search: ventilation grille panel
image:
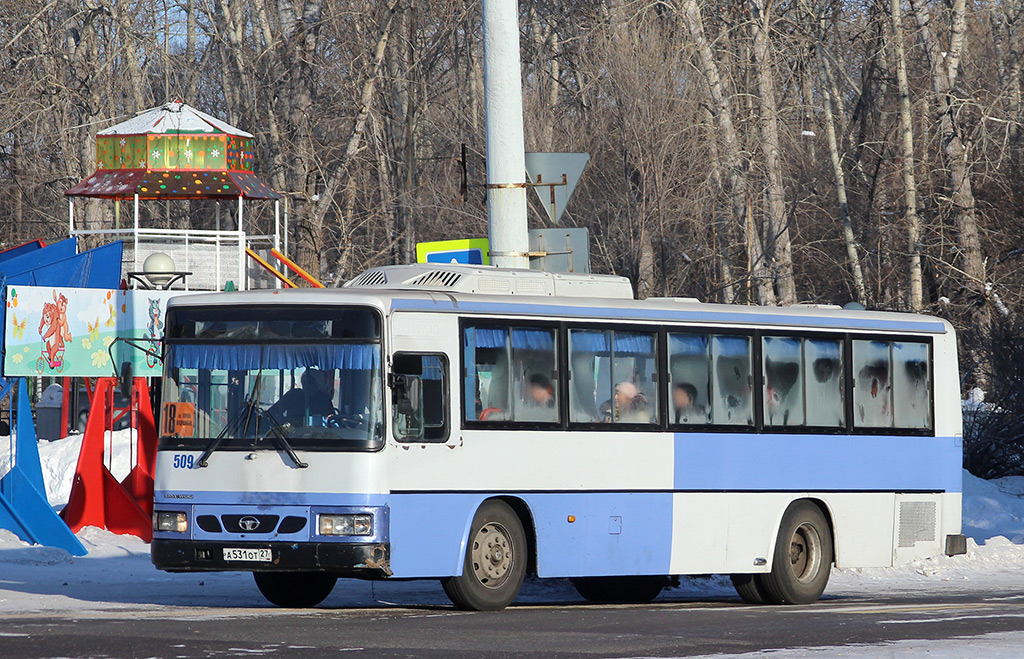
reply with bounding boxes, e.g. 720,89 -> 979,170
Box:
350,270 -> 387,287
898,500 -> 936,547
409,270 -> 463,288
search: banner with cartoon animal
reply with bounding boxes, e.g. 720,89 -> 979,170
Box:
3,286 -> 187,378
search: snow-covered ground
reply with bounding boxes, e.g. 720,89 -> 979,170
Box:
1,431 -> 1024,623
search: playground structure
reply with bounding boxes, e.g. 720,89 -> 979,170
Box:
1,102 -> 317,551
65,102 -> 285,292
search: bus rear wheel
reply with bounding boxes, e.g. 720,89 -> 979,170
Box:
760,501 -> 833,605
441,500 -> 527,611
730,573 -> 771,604
570,576 -> 664,604
253,571 -> 337,608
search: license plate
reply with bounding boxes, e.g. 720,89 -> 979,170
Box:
222,547 -> 272,562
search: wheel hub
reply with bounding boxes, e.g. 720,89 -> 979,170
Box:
789,523 -> 821,583
471,522 -> 513,589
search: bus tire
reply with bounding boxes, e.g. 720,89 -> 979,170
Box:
441,500 -> 527,611
570,576 -> 664,603
730,574 -> 770,604
253,571 -> 337,608
760,501 -> 833,605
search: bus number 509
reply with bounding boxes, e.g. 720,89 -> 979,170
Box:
172,454 -> 194,469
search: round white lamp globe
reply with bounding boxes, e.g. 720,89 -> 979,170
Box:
143,252 -> 176,288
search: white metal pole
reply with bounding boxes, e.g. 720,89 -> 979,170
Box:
237,196 -> 245,290
482,0 -> 529,269
274,200 -> 280,252
283,197 -> 289,257
68,199 -> 74,236
274,200 -> 282,289
134,193 -> 140,279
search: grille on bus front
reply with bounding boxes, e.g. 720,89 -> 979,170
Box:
196,514 -> 308,535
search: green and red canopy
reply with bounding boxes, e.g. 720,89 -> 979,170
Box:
66,102 -> 280,200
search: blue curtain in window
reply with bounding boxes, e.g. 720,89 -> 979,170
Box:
511,328 -> 554,351
764,336 -> 801,360
569,330 -> 609,352
669,333 -> 708,356
614,332 -> 655,355
570,330 -> 655,355
712,336 -> 750,357
422,356 -> 444,381
806,338 -> 841,360
470,328 -> 508,349
170,343 -> 379,370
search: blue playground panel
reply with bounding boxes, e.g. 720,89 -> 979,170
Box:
0,236 -> 125,556
0,379 -> 87,556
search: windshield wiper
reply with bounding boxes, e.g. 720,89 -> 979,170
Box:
195,355 -> 267,469
195,366 -> 309,469
258,413 -> 309,469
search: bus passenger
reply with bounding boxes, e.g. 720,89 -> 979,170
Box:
602,381 -> 649,423
673,382 -> 705,424
519,373 -> 557,422
267,368 -> 335,427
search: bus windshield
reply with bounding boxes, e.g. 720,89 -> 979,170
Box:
159,306 -> 384,452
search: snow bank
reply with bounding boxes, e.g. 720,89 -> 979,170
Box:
962,471 -> 1024,543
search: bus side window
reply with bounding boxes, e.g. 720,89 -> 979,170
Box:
568,330 -> 607,423
711,335 -> 753,426
668,333 -> 711,425
568,329 -> 658,425
804,338 -> 844,427
852,340 -> 893,428
510,327 -> 559,423
393,353 -> 448,442
892,341 -> 931,429
763,336 -> 804,427
611,331 -> 658,424
464,326 -> 510,422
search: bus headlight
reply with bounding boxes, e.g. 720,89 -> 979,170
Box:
153,511 -> 188,533
318,514 -> 372,536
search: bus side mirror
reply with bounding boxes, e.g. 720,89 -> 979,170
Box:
391,374 -> 421,416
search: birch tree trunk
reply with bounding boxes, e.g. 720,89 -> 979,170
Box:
811,3 -> 867,305
679,0 -> 775,304
891,0 -> 923,311
749,0 -> 797,304
908,0 -> 990,382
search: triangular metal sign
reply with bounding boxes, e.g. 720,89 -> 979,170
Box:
525,152 -> 589,224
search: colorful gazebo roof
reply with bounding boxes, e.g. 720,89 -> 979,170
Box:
66,102 -> 279,200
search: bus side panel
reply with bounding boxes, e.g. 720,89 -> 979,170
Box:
819,494 -> 895,567
388,492 -> 675,578
526,493 -> 673,578
932,325 -> 963,440
388,493 -> 489,578
672,493 -> 797,574
673,434 -> 962,493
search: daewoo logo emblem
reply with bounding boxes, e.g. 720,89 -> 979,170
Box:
238,516 -> 260,532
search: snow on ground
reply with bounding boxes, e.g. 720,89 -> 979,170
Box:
1,430 -> 1024,618
677,630 -> 1024,659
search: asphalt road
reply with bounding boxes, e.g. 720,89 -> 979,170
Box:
3,588 -> 1024,658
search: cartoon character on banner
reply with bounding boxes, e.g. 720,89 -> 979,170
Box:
37,290 -> 72,372
145,298 -> 164,368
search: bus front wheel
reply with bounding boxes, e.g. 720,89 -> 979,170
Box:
441,500 -> 527,611
253,571 -> 337,608
760,501 -> 833,605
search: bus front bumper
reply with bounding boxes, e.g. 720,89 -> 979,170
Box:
152,539 -> 391,577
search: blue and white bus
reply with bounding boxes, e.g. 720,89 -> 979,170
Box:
152,263 -> 966,610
